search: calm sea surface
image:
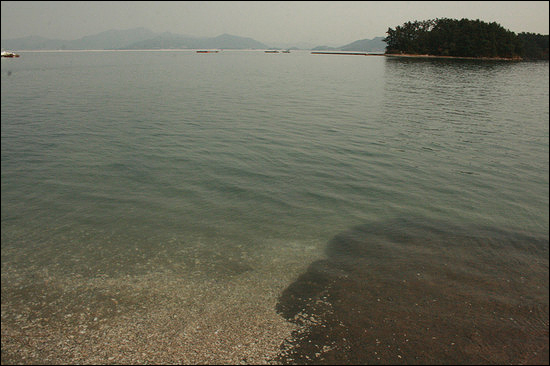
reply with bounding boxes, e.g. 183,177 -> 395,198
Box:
1,51 -> 548,364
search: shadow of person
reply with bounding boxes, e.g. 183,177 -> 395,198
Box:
274,217 -> 549,365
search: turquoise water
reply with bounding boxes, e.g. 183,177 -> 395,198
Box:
1,51 -> 548,364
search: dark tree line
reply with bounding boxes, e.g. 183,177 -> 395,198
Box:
517,32 -> 549,60
384,18 -> 549,60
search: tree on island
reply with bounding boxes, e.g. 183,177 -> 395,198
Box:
384,18 -> 549,60
517,32 -> 550,60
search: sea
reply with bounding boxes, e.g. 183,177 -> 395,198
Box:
1,50 -> 548,364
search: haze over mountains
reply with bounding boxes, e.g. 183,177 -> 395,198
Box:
1,27 -> 386,52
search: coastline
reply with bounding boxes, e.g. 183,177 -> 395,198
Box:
384,53 -> 523,61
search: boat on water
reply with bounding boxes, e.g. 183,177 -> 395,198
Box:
1,50 -> 20,58
265,50 -> 279,53
196,50 -> 219,53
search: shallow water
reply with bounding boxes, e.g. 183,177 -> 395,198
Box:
1,51 -> 548,364
276,217 -> 548,364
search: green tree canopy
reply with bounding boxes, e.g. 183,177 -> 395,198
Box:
384,18 -> 548,59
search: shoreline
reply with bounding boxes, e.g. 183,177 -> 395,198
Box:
384,53 -> 523,61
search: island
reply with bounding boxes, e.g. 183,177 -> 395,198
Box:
383,18 -> 549,60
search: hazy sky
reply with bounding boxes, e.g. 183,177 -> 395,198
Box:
2,1 -> 549,46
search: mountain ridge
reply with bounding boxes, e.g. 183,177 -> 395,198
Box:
313,37 -> 386,52
120,32 -> 268,50
1,27 -> 386,51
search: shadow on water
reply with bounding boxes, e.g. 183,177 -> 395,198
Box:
274,217 -> 549,364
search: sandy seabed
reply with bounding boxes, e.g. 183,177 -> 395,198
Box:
2,223 -> 548,365
1,239 -> 324,365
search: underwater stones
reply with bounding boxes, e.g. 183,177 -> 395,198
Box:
275,217 -> 549,364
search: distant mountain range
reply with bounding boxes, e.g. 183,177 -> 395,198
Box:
313,37 -> 387,52
1,27 -> 386,52
120,32 -> 268,50
1,27 -> 159,50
